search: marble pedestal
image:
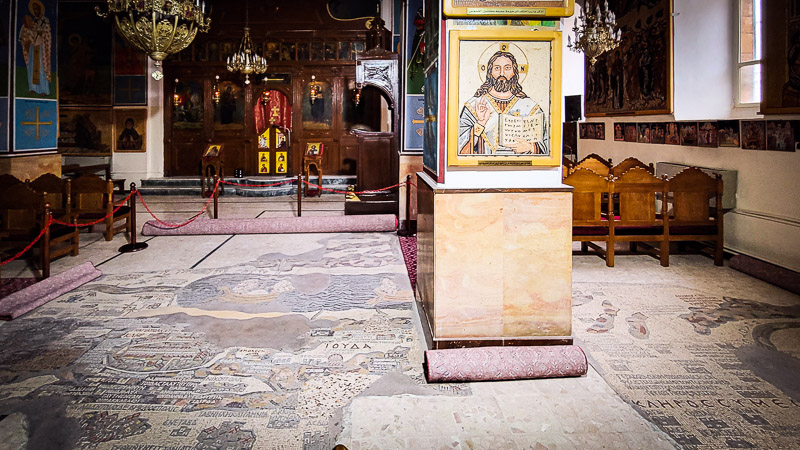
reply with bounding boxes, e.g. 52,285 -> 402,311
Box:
416,172 -> 573,349
0,153 -> 61,180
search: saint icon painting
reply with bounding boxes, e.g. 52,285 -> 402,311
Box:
448,30 -> 562,167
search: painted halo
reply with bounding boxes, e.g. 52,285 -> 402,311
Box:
475,41 -> 530,85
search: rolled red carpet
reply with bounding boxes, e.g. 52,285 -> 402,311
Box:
0,262 -> 102,320
142,215 -> 398,235
424,345 -> 588,382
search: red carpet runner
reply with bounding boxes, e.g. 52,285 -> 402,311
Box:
399,236 -> 416,291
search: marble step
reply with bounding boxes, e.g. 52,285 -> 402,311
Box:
138,176 -> 355,197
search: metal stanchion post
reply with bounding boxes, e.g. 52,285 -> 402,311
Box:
297,174 -> 303,217
42,204 -> 51,279
398,175 -> 413,236
213,174 -> 219,219
119,182 -> 149,253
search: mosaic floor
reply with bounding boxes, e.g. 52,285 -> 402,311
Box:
573,280 -> 800,449
0,233 -> 438,449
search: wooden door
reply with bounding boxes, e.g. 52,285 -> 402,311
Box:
167,77 -> 209,176
210,77 -> 251,176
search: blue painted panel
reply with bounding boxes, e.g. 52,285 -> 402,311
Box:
423,68 -> 438,175
15,0 -> 58,100
404,95 -> 424,151
14,98 -> 57,150
1,0 -> 10,98
405,0 -> 424,94
0,97 -> 8,151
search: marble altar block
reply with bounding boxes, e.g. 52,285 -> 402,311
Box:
0,153 -> 61,180
416,172 -> 573,348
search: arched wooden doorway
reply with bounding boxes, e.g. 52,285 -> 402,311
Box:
164,74 -> 294,177
254,89 -> 292,176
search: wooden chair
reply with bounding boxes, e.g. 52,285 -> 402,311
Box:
71,175 -> 131,241
611,157 -> 655,178
0,183 -> 79,279
573,153 -> 612,177
28,174 -> 72,221
666,167 -> 724,266
564,168 -> 615,266
0,174 -> 24,191
612,168 -> 669,267
562,156 -> 576,179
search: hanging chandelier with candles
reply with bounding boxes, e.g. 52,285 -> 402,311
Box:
96,0 -> 210,80
226,4 -> 267,85
567,0 -> 621,66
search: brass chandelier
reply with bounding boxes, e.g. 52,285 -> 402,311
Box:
96,0 -> 211,80
567,0 -> 621,66
226,5 -> 267,85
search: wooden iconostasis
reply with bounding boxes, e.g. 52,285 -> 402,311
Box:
163,0 -> 390,177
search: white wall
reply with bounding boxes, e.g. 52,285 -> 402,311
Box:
574,0 -> 800,272
111,58 -> 165,186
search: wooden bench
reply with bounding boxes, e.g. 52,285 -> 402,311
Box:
0,183 -> 79,279
564,168 -> 615,266
666,167 -> 724,266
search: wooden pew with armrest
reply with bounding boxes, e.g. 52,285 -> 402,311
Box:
71,175 -> 131,241
666,167 -> 724,266
0,183 -> 79,279
563,168 -> 615,266
612,168 -> 669,267
28,174 -> 72,221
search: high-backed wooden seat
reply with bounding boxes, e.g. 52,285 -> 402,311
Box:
28,174 -> 72,220
666,167 -> 724,266
573,153 -> 612,177
0,174 -> 24,191
71,175 -> 131,241
613,168 -> 669,266
611,157 -> 655,178
564,168 -> 615,266
0,183 -> 79,279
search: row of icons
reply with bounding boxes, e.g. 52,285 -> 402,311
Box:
259,151 -> 287,174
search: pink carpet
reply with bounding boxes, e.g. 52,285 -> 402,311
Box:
0,278 -> 38,299
424,345 -> 588,382
142,215 -> 398,236
0,262 -> 103,320
398,235 -> 416,291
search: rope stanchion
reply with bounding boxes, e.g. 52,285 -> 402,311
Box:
137,179 -> 219,228
297,174 -> 302,217
398,175 -> 414,237
213,173 -> 219,219
52,191 -> 135,228
119,182 -> 148,253
42,204 -> 52,278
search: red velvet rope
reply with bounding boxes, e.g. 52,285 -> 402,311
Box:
137,180 -> 220,228
301,179 -> 406,195
0,178 -> 418,265
51,191 -> 136,228
0,215 -> 54,266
